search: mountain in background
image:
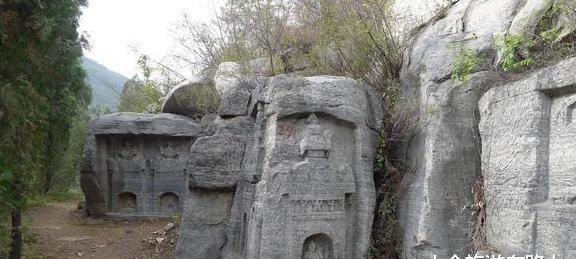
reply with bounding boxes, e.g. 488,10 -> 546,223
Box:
82,57 -> 128,111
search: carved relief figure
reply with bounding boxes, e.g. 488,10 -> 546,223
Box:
303,240 -> 323,259
160,139 -> 179,159
302,234 -> 334,259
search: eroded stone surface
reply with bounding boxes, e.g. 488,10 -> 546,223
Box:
397,0 -> 522,257
393,0 -> 576,256
161,78 -> 217,118
175,75 -> 381,259
81,113 -> 200,216
479,57 -> 576,257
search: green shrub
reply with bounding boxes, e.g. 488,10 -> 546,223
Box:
451,47 -> 481,81
497,34 -> 535,72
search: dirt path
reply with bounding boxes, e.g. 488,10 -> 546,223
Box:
28,201 -> 173,259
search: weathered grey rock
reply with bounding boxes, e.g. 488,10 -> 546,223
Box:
224,75 -> 380,259
80,135 -> 106,216
188,116 -> 254,190
218,82 -> 253,117
390,0 -> 455,40
509,0 -> 576,42
175,189 -> 235,259
161,78 -> 218,118
479,57 -> 576,257
175,75 -> 381,259
80,112 -> 201,217
80,173 -> 106,216
176,115 -> 254,258
89,112 -> 201,137
396,0 -> 535,257
508,0 -> 554,40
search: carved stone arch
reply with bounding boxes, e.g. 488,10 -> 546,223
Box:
301,233 -> 334,259
160,192 -> 179,213
117,192 -> 137,213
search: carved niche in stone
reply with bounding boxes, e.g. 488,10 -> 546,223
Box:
81,113 -> 199,217
243,113 -> 357,259
479,58 -> 576,257
302,234 -> 334,259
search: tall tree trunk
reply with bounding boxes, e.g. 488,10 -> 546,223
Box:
9,208 -> 22,259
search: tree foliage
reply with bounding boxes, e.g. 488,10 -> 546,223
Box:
0,0 -> 89,257
118,55 -> 164,113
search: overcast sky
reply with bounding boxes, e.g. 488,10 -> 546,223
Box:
79,0 -> 224,78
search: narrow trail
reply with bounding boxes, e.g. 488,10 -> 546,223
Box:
28,201 -> 171,259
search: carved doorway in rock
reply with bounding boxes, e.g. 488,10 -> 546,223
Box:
301,233 -> 334,259
117,192 -> 137,213
160,192 -> 179,213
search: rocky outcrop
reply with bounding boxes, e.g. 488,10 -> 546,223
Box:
509,0 -> 576,42
479,57 -> 576,258
396,0 -> 576,257
176,74 -> 381,259
391,0 -> 455,40
397,0 -> 516,257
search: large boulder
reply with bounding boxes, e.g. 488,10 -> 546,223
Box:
161,79 -> 219,118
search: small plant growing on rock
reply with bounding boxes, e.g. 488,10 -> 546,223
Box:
451,47 -> 481,81
496,34 -> 535,72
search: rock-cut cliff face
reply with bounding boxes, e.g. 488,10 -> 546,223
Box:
394,0 -> 576,258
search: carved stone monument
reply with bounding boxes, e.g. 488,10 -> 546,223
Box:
80,62 -> 381,258
80,112 -> 201,216
175,72 -> 381,259
479,57 -> 576,257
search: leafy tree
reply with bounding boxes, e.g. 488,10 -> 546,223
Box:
118,55 -> 164,113
0,0 -> 89,258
